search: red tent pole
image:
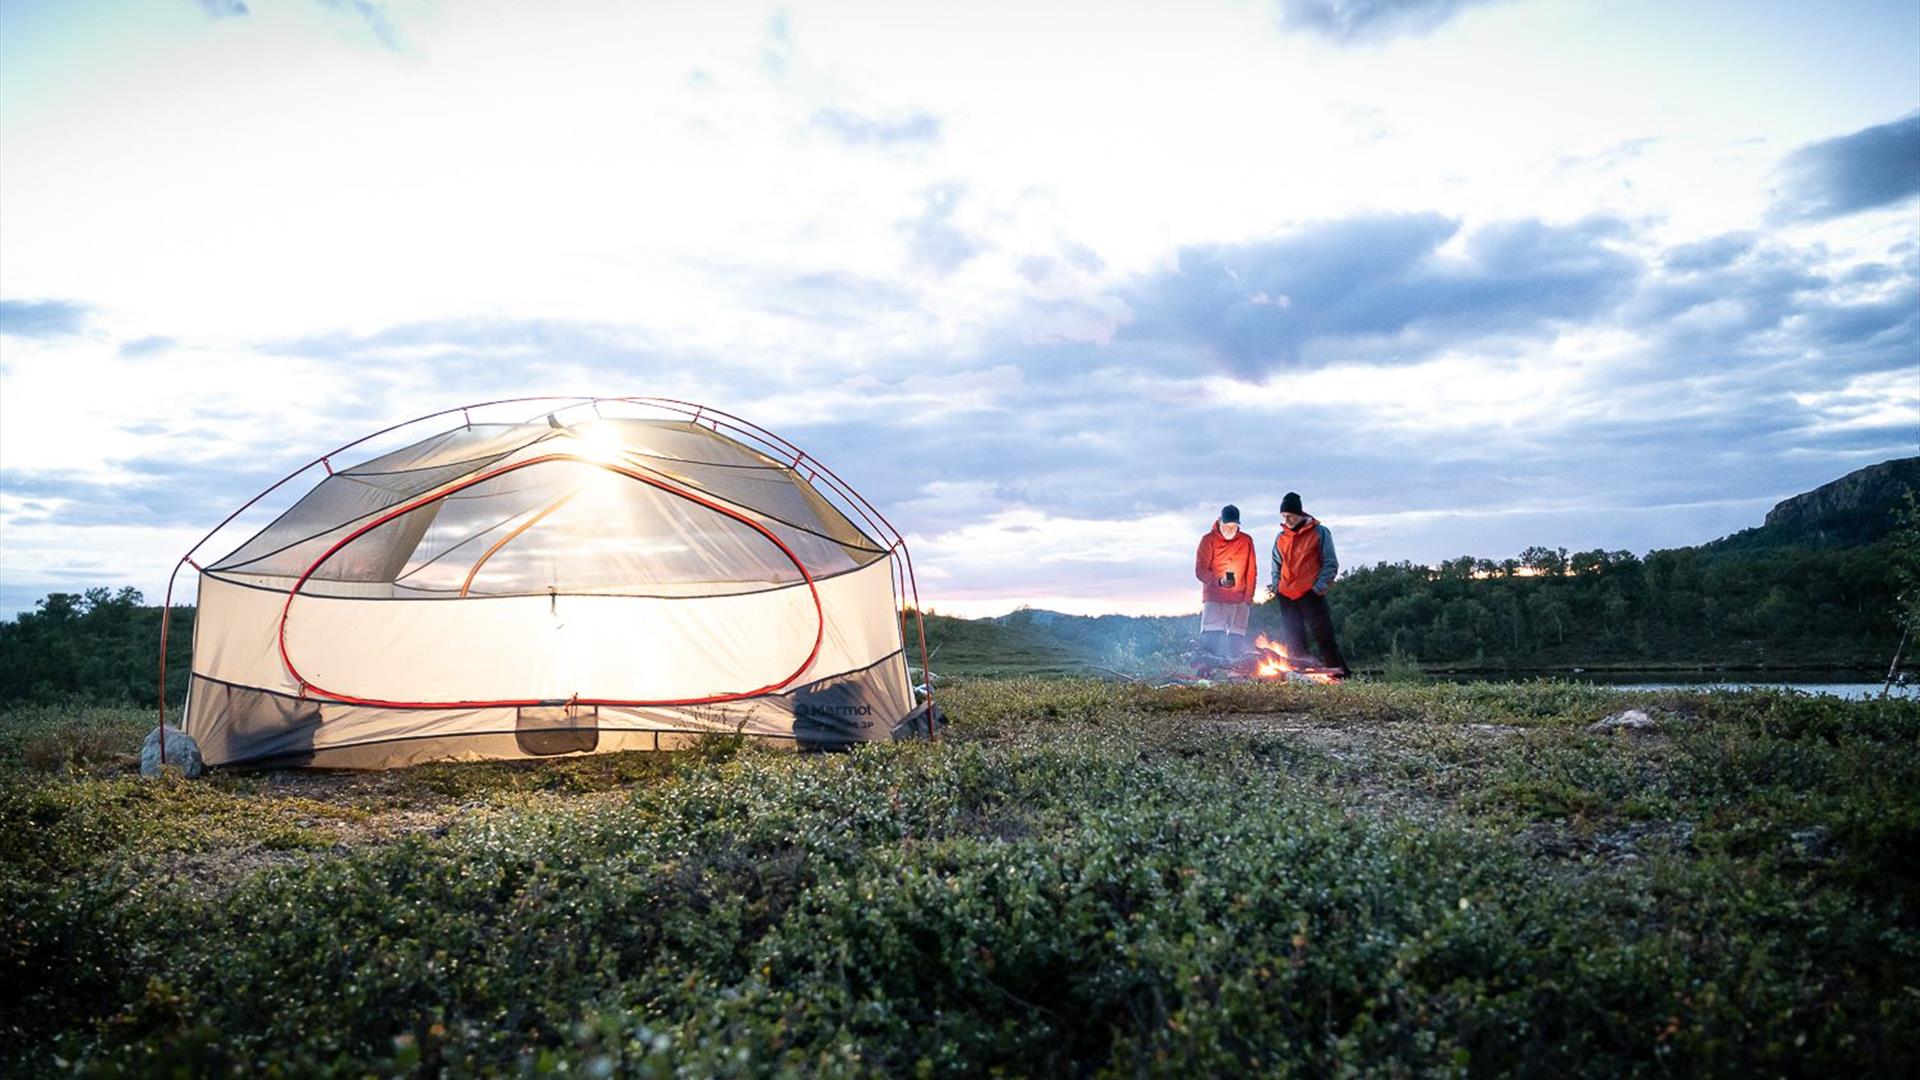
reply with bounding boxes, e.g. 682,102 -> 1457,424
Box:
155,559 -> 184,763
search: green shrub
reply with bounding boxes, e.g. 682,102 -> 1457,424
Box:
1381,641 -> 1426,683
2,686 -> 1917,1076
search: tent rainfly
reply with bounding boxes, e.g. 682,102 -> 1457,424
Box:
157,398 -> 937,769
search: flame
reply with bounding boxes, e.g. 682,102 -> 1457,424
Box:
1252,633 -> 1294,678
1244,630 -> 1290,672
1248,633 -> 1337,682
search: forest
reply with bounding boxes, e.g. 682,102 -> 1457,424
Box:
1323,539 -> 1907,671
0,588 -> 195,707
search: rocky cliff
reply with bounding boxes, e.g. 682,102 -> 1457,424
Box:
1756,456 -> 1919,546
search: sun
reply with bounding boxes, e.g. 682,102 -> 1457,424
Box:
564,420 -> 631,466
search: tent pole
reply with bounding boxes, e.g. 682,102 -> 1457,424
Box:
154,557 -> 189,764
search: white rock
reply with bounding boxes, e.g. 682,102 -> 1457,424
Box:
1586,709 -> 1656,734
141,725 -> 204,779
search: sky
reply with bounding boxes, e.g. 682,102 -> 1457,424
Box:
1,0 -> 1916,618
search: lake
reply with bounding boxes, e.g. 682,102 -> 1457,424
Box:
1455,670 -> 1913,700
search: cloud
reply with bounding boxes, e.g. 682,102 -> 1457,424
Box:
118,336 -> 177,358
1793,277 -> 1920,370
1661,232 -> 1758,272
763,9 -> 793,79
314,0 -> 404,51
899,183 -> 982,274
1629,241 -> 1823,342
1789,370 -> 1920,445
0,458 -> 284,529
189,0 -> 411,47
1556,136 -> 1665,174
1630,235 -> 1918,381
747,269 -> 924,328
268,317 -> 664,377
0,299 -> 90,339
1771,112 -> 1920,222
1115,213 -> 1640,376
811,107 -> 941,149
1275,0 -> 1505,43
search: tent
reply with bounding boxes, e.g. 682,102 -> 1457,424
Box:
158,398 -> 937,769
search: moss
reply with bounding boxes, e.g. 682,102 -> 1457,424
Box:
2,683 -> 1916,1076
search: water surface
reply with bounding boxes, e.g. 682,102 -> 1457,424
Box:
1458,670 -> 1913,700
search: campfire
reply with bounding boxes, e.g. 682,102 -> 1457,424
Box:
1247,633 -> 1341,683
1187,633 -> 1342,684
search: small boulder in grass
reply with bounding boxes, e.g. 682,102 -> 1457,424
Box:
140,725 -> 204,779
1587,708 -> 1656,734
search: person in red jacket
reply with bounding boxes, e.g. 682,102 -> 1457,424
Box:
1195,504 -> 1257,658
1265,491 -> 1349,676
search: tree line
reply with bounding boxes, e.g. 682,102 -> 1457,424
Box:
1317,540 -> 1906,670
0,588 -> 195,706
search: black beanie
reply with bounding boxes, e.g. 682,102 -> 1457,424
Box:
1220,504 -> 1240,524
1280,492 -> 1304,515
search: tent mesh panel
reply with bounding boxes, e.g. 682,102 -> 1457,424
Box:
209,420 -> 888,599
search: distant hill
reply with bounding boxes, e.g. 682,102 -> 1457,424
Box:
1706,457 -> 1919,555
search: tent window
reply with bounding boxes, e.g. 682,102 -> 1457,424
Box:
515,705 -> 599,756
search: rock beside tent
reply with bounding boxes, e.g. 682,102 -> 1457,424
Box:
141,724 -> 204,779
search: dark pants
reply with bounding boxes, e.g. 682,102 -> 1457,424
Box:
1198,629 -> 1248,659
1275,591 -> 1348,673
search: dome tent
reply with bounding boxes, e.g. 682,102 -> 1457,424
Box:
157,398 -> 937,769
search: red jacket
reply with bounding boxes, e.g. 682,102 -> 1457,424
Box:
1196,522 -> 1256,604
1273,517 -> 1328,600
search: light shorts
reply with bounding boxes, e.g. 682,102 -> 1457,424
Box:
1200,600 -> 1251,635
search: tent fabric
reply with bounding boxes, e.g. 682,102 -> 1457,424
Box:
184,417 -> 920,768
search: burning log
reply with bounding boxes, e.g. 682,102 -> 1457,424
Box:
1189,633 -> 1343,684
1245,633 -> 1341,683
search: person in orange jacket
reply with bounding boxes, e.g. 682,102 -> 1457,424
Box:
1265,491 -> 1349,676
1195,504 -> 1257,658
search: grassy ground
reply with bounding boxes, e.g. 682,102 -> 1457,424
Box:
918,613 -> 1103,677
3,681 -> 1916,1076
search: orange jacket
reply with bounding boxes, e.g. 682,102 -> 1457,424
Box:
1273,517 -> 1331,600
1196,522 -> 1256,604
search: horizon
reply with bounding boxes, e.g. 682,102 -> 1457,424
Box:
2,1 -> 1917,619
10,446 -> 1905,622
